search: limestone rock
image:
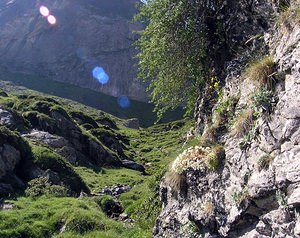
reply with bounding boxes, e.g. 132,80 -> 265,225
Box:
154,1 -> 300,237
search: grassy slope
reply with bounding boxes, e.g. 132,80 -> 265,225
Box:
0,71 -> 183,127
0,88 -> 192,237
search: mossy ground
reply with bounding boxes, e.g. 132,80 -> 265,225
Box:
0,88 -> 191,237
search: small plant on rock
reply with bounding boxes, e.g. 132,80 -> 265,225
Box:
238,124 -> 258,151
232,188 -> 249,205
215,96 -> 239,122
252,87 -> 276,115
257,154 -> 274,171
171,146 -> 210,174
165,170 -> 187,192
278,6 -> 300,33
276,190 -> 288,208
180,220 -> 200,238
206,145 -> 224,171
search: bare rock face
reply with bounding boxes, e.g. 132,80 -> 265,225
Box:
154,0 -> 300,237
0,0 -> 146,101
0,126 -> 30,195
0,144 -> 20,178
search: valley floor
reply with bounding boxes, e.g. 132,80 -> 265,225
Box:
0,87 -> 191,238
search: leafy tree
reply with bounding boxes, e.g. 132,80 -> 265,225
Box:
135,0 -> 208,119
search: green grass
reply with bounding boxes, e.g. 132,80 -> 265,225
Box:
0,196 -> 150,238
30,144 -> 89,194
0,86 -> 192,237
74,167 -> 144,193
121,120 -> 191,172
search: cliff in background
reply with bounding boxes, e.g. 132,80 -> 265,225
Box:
0,0 -> 147,101
154,0 -> 300,237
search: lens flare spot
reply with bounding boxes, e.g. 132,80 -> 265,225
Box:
117,96 -> 130,108
92,66 -> 109,85
39,6 -> 50,17
47,15 -> 57,25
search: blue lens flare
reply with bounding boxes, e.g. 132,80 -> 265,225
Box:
92,66 -> 109,85
117,96 -> 130,108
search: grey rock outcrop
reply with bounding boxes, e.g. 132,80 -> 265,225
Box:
0,106 -> 28,131
0,126 -> 30,195
0,144 -> 20,178
0,0 -> 147,101
24,107 -> 122,167
0,108 -> 15,128
154,0 -> 300,237
123,118 -> 140,129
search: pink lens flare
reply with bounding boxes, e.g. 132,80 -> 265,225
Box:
39,6 -> 50,17
47,15 -> 57,25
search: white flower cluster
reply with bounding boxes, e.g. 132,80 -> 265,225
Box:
171,146 -> 210,174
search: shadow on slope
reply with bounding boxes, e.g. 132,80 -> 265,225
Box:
0,71 -> 184,127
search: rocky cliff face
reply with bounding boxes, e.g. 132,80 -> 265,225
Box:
154,0 -> 300,237
0,0 -> 146,101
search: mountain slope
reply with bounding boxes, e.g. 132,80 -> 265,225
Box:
0,0 -> 146,101
0,72 -> 184,127
0,87 -> 192,237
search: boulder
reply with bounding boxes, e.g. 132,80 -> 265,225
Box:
121,159 -> 145,173
124,118 -> 140,129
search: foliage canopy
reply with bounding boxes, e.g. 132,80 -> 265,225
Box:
135,0 -> 208,119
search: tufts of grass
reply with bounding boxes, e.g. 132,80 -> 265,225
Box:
25,177 -> 70,198
205,144 -> 224,171
165,170 -> 186,193
257,154 -> 274,171
278,6 -> 300,32
245,56 -> 274,88
230,108 -> 254,138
